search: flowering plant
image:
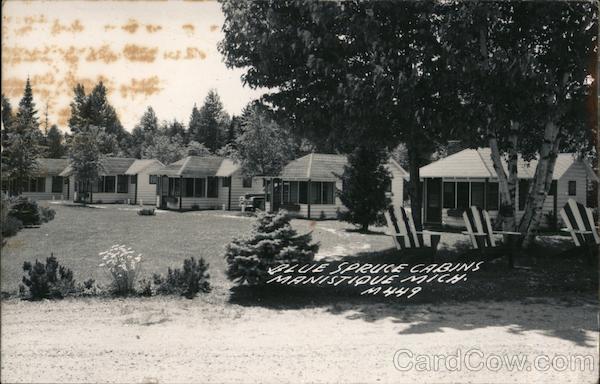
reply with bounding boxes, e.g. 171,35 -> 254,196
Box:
99,244 -> 142,295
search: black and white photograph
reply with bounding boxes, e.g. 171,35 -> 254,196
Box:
0,0 -> 598,383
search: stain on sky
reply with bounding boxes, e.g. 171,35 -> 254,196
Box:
1,9 -> 209,130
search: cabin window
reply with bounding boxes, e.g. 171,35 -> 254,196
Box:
130,175 -> 137,184
51,177 -> 63,193
299,181 -> 308,204
518,179 -> 529,210
470,182 -> 484,208
443,182 -> 455,209
242,177 -> 252,188
222,177 -> 230,187
26,177 -> 46,193
485,182 -> 499,211
184,178 -> 194,197
264,179 -> 271,202
194,178 -> 205,197
456,182 -> 469,209
149,175 -> 157,184
282,181 -> 290,203
568,181 -> 576,196
310,182 -> 322,204
207,177 -> 218,198
105,176 -> 116,193
117,175 -> 128,193
384,179 -> 392,193
322,182 -> 335,204
289,181 -> 299,203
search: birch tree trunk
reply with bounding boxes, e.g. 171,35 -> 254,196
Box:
518,120 -> 561,247
407,136 -> 423,231
488,122 -> 519,232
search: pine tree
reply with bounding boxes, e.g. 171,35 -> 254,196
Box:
1,94 -> 14,143
188,104 -> 202,143
129,106 -> 158,158
67,82 -> 129,154
225,210 -> 319,285
68,84 -> 88,133
1,80 -> 42,194
15,78 -> 39,134
338,146 -> 392,232
46,125 -> 66,158
196,90 -> 228,151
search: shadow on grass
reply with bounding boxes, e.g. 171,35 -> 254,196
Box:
229,241 -> 598,346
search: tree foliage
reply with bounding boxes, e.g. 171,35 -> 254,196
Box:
68,82 -> 129,155
46,125 -> 66,158
337,146 -> 391,232
1,80 -> 42,194
68,126 -> 104,203
231,105 -> 295,177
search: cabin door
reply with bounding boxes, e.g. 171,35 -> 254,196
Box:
160,176 -> 169,209
426,178 -> 442,223
272,178 -> 282,212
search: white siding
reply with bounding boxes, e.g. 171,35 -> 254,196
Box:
134,172 -> 158,205
221,173 -> 264,210
166,197 -> 221,210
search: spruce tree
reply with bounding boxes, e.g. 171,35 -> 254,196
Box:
1,94 -> 14,143
188,104 -> 202,143
46,125 -> 66,158
225,210 -> 319,285
1,80 -> 42,194
197,90 -> 228,151
338,146 -> 391,232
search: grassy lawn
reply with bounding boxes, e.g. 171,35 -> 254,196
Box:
0,203 -> 392,295
1,202 -> 596,305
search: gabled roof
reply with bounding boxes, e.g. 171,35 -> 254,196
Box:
420,148 -> 598,181
151,156 -> 226,177
34,158 -> 69,176
279,153 -> 409,181
59,157 -> 137,177
125,159 -> 164,175
215,159 -> 240,177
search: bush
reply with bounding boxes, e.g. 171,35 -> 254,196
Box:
3,216 -> 23,238
137,208 -> 156,216
224,210 -> 319,285
99,244 -> 143,296
191,204 -> 200,211
153,257 -> 211,298
39,206 -> 56,223
9,196 -> 41,226
21,254 -> 75,300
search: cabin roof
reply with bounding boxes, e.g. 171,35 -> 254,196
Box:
125,159 -> 164,175
151,156 -> 226,177
279,153 -> 409,181
419,148 -> 598,181
34,158 -> 69,176
59,157 -> 137,177
215,159 -> 240,177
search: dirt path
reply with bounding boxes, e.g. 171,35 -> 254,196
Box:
1,297 -> 597,383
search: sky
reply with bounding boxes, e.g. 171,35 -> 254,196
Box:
1,0 -> 265,131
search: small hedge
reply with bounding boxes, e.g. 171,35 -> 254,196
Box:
21,254 -> 76,300
153,257 -> 211,298
137,208 -> 156,216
